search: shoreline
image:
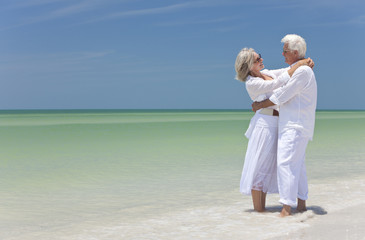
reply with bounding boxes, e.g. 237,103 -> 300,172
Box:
269,203 -> 365,240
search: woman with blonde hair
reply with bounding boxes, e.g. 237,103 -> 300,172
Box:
235,48 -> 313,212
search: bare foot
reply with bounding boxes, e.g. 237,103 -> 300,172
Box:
251,190 -> 266,213
255,207 -> 266,213
280,205 -> 291,217
297,199 -> 307,212
297,207 -> 307,212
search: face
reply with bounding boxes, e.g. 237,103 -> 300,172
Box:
250,52 -> 264,73
282,43 -> 299,65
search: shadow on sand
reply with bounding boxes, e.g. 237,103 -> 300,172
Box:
245,205 -> 328,215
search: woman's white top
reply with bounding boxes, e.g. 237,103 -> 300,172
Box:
244,68 -> 290,139
245,68 -> 290,110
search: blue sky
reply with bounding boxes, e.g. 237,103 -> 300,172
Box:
1,0 -> 364,110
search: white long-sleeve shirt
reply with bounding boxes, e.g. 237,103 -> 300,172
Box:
245,68 -> 290,110
269,64 -> 317,140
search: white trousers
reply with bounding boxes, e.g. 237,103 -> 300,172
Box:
277,128 -> 309,207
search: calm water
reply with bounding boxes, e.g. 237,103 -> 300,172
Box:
0,110 -> 364,239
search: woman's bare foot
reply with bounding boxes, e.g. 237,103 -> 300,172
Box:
251,190 -> 266,212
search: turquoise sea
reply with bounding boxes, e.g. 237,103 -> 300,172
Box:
1,110 -> 365,239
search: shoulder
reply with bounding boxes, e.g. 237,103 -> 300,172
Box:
261,69 -> 270,74
260,69 -> 276,78
297,65 -> 313,73
246,75 -> 261,83
300,65 -> 313,71
245,75 -> 263,89
245,76 -> 254,87
264,67 -> 290,77
245,75 -> 253,83
294,65 -> 314,78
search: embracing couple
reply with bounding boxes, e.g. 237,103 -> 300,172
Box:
235,34 -> 317,217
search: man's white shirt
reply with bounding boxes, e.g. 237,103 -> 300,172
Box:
269,63 -> 317,140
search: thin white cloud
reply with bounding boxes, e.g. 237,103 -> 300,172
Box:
261,0 -> 364,10
348,15 -> 365,25
298,15 -> 365,28
309,0 -> 365,8
81,0 -> 242,24
0,50 -> 115,74
46,0 -> 104,18
211,25 -> 243,33
3,0 -> 68,9
82,2 -> 197,24
0,50 -> 230,79
1,0 -> 242,30
156,16 -> 242,27
0,0 -> 107,31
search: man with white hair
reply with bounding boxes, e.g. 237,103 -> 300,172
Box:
252,34 -> 317,217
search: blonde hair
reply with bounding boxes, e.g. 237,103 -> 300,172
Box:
235,48 -> 255,82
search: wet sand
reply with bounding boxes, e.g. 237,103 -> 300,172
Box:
270,203 -> 365,240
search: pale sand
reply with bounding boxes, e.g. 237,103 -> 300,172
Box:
269,204 -> 365,240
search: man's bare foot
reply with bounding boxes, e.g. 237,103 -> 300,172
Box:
297,199 -> 307,212
280,205 -> 291,217
296,207 -> 307,212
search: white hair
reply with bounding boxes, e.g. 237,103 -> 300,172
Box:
281,34 -> 307,58
235,48 -> 255,82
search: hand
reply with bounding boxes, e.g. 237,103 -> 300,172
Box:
306,57 -> 314,68
299,58 -> 314,69
251,101 -> 262,112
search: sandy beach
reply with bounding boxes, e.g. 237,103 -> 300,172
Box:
270,203 -> 365,240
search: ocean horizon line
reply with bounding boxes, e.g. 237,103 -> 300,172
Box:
0,108 -> 364,114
